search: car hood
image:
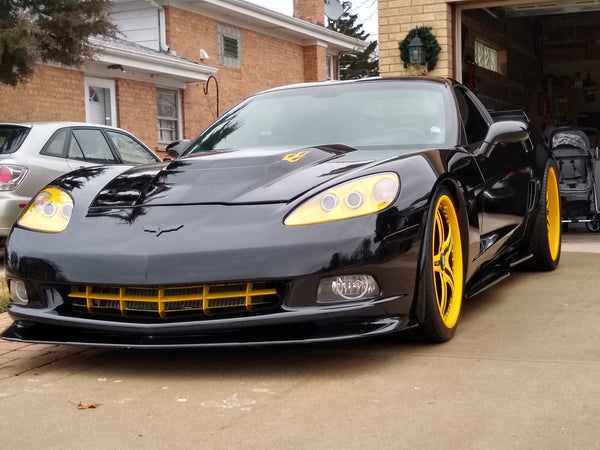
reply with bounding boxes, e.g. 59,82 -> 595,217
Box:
90,145 -> 388,208
86,146 -> 404,208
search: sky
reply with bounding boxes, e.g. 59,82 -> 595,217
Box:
243,0 -> 379,39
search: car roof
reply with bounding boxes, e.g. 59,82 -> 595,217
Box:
258,76 -> 454,95
0,121 -> 158,159
0,121 -> 126,132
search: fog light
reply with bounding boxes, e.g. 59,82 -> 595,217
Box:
9,279 -> 29,305
317,275 -> 380,303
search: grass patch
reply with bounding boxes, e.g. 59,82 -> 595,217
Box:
0,276 -> 9,311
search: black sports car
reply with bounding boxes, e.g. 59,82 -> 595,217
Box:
1,78 -> 562,348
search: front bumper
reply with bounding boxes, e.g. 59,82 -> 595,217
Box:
2,296 -> 414,348
3,201 -> 425,347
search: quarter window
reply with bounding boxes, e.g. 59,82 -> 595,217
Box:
41,128 -> 69,157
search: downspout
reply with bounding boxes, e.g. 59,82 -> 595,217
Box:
144,0 -> 170,52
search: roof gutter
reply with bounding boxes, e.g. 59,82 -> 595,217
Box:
86,37 -> 216,86
157,0 -> 368,53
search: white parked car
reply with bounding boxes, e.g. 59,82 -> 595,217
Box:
0,122 -> 161,237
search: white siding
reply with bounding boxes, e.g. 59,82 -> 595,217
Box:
111,0 -> 161,51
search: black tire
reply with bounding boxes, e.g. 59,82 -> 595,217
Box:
585,220 -> 600,233
584,192 -> 599,232
417,186 -> 465,343
529,160 -> 561,270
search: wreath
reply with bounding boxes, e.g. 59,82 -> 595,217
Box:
399,26 -> 441,72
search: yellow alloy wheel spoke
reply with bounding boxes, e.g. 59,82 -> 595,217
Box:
431,194 -> 463,330
433,207 -> 455,317
546,191 -> 551,229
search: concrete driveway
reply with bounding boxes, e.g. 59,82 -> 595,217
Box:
1,232 -> 599,449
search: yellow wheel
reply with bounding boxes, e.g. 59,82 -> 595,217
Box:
530,161 -> 561,270
546,166 -> 561,260
419,186 -> 464,342
432,194 -> 464,329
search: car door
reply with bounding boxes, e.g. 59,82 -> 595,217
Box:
453,85 -> 533,256
65,127 -> 119,171
104,130 -> 159,164
18,127 -> 78,198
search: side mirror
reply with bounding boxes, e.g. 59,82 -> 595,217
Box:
485,120 -> 528,145
480,120 -> 528,155
165,139 -> 190,159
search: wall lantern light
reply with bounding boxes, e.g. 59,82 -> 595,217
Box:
407,35 -> 427,66
399,26 -> 441,73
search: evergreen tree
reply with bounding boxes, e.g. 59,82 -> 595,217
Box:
328,1 -> 379,80
0,0 -> 117,86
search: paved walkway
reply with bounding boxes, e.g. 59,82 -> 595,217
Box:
0,232 -> 599,448
0,230 -> 598,375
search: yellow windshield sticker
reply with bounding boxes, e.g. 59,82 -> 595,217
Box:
282,151 -> 310,163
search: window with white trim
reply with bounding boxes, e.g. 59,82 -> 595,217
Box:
327,55 -> 335,80
157,88 -> 180,143
217,23 -> 241,69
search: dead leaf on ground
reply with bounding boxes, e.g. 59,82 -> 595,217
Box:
76,401 -> 103,409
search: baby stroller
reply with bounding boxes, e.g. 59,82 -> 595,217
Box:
548,127 -> 600,232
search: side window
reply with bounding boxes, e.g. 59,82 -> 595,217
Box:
41,128 -> 69,157
157,89 -> 180,144
0,127 -> 30,154
327,55 -> 335,80
69,129 -> 117,164
106,131 -> 157,164
454,87 -> 490,144
474,39 -> 506,75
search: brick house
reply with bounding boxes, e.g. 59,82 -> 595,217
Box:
378,0 -> 600,131
0,0 -> 366,154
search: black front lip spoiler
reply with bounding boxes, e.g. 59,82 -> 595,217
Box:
1,296 -> 415,348
1,316 -> 413,348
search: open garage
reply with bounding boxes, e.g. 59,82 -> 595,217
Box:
458,1 -> 600,134
380,0 -> 600,134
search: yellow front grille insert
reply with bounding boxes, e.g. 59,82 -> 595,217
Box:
69,283 -> 279,319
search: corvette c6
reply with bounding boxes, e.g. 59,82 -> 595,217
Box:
1,78 -> 561,348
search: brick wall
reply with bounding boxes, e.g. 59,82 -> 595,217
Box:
0,66 -> 85,121
165,6 -> 315,138
379,0 -> 454,78
115,79 -> 159,152
293,0 -> 325,25
0,5 -> 330,150
302,45 -> 327,81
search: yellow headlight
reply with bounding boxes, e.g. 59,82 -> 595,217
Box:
18,187 -> 74,233
284,173 -> 400,226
